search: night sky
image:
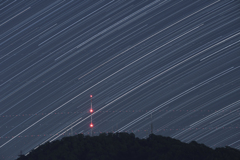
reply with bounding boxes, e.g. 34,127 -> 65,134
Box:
0,0 -> 240,159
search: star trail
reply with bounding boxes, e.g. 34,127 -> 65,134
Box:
0,0 -> 240,159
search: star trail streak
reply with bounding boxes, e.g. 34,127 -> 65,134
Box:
0,1 -> 240,159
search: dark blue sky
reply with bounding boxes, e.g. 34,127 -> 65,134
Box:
0,0 -> 240,159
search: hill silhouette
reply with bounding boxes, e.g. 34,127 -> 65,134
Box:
17,133 -> 240,160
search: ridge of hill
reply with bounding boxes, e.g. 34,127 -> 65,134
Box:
17,133 -> 240,160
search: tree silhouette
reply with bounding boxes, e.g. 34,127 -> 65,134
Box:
17,133 -> 240,160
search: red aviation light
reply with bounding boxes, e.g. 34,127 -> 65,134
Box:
90,109 -> 93,113
90,123 -> 93,128
90,95 -> 92,98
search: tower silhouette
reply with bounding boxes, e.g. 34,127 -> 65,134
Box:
90,95 -> 93,136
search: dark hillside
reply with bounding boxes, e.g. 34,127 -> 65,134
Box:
17,133 -> 240,160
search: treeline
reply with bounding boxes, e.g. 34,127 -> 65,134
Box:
17,133 -> 240,160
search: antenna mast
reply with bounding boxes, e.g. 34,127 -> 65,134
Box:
151,112 -> 153,134
90,95 -> 93,136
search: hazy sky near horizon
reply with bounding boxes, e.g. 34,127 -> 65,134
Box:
0,0 -> 240,159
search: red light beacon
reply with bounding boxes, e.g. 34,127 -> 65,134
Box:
90,123 -> 93,128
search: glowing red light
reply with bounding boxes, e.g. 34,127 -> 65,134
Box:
90,123 -> 93,128
90,109 -> 93,113
90,95 -> 92,98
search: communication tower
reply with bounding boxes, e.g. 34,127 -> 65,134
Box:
90,95 -> 93,136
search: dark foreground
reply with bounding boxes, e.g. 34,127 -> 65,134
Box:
17,133 -> 240,160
